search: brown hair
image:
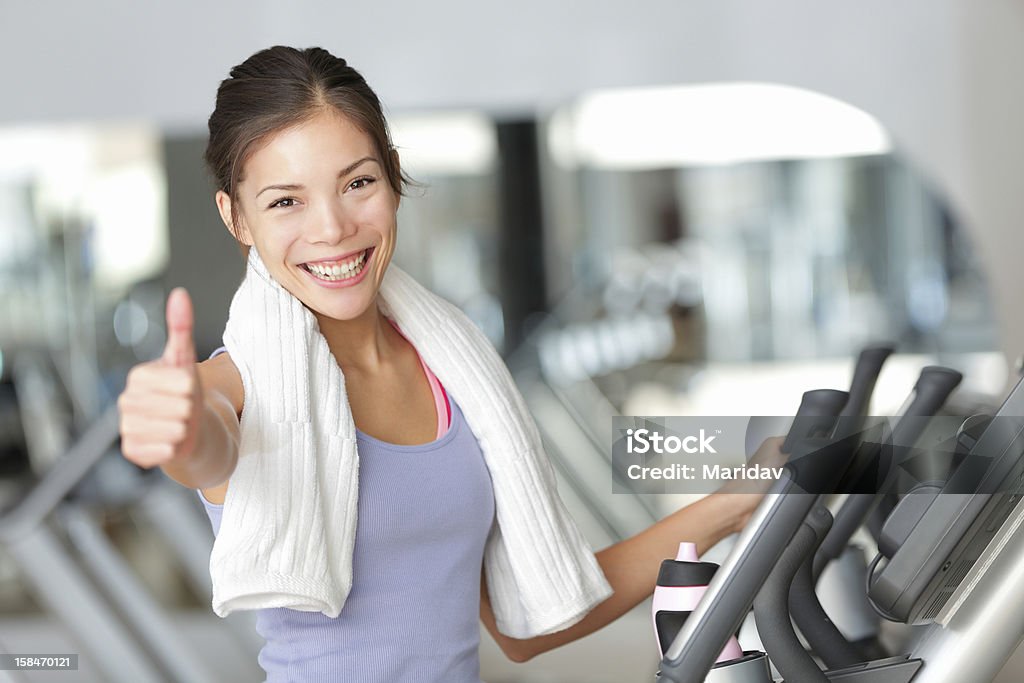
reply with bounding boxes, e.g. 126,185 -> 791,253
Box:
203,45 -> 414,257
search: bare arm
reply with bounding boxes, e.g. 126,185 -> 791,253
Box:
481,493 -> 745,662
158,360 -> 240,489
481,436 -> 786,662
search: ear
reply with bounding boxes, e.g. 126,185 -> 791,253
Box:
215,190 -> 253,246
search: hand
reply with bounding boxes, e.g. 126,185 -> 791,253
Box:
117,287 -> 205,469
716,435 -> 788,533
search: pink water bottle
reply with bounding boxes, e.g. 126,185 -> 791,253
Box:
653,542 -> 743,662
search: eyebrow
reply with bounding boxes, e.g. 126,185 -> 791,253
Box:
255,156 -> 379,199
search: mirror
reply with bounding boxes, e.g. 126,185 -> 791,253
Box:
542,82 -> 997,365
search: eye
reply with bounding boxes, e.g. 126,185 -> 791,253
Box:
268,197 -> 298,209
348,176 -> 376,191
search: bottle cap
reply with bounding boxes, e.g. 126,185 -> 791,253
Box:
675,542 -> 699,562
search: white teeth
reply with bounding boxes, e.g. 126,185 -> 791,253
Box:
305,249 -> 368,281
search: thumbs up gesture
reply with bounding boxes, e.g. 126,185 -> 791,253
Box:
163,286 -> 197,367
117,287 -> 206,468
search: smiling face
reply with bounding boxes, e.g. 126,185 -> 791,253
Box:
216,108 -> 399,324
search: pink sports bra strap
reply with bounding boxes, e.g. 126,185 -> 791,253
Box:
385,317 -> 451,438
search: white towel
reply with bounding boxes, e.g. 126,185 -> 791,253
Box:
210,246 -> 612,638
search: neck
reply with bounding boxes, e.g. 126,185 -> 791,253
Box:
313,297 -> 396,372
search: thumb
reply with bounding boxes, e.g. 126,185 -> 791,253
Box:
162,287 -> 196,367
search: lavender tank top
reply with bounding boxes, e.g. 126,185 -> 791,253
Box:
198,346 -> 496,683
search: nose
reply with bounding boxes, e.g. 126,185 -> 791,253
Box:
309,199 -> 355,244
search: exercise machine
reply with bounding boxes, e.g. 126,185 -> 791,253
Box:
653,346 -> 999,681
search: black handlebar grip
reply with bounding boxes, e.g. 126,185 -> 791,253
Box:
782,389 -> 850,454
905,366 -> 963,418
869,366 -> 962,544
841,344 -> 895,418
887,365 -> 963,462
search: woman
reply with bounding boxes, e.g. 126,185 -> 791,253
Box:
117,45 -> 782,682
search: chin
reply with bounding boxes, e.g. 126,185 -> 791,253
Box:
305,297 -> 375,323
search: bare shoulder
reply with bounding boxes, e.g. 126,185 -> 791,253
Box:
197,351 -> 244,505
197,351 -> 244,419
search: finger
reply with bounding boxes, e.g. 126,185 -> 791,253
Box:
127,364 -> 196,397
120,439 -> 174,468
162,287 -> 196,368
119,415 -> 189,444
118,390 -> 193,421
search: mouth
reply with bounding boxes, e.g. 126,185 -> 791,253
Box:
300,247 -> 374,282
